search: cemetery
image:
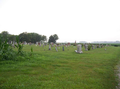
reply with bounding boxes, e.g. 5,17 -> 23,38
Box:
0,33 -> 120,89
0,0 -> 120,88
0,42 -> 120,89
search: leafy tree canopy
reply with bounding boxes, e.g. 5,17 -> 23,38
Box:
48,34 -> 59,43
0,31 -> 47,43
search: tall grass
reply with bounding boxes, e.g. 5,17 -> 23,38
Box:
0,45 -> 120,89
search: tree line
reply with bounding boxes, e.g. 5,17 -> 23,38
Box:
0,31 -> 59,43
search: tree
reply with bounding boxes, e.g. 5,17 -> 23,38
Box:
19,32 -> 43,43
41,35 -> 47,41
48,35 -> 55,43
0,31 -> 47,43
19,32 -> 29,42
48,34 -> 59,43
53,34 -> 59,41
29,33 -> 42,43
9,35 -> 17,42
1,31 -> 10,40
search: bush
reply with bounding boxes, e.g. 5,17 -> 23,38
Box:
88,44 -> 91,51
0,36 -> 31,61
0,36 -> 16,60
97,45 -> 99,48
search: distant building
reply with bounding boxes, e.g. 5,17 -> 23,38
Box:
79,41 -> 87,43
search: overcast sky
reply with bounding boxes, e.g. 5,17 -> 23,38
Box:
0,0 -> 120,42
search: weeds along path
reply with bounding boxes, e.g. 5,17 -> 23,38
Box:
115,48 -> 120,89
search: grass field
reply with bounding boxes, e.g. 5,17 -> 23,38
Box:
0,45 -> 120,89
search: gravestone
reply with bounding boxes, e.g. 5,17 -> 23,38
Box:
106,44 -> 108,47
36,42 -> 38,46
92,45 -> 94,49
43,43 -> 44,47
40,43 -> 41,46
49,45 -> 51,50
62,46 -> 64,51
29,42 -> 31,45
85,44 -> 88,51
38,42 -> 41,46
99,44 -> 101,48
23,41 -> 27,45
12,43 -> 15,48
75,44 -> 83,53
101,44 -> 103,48
68,42 -> 70,46
55,47 -> 58,52
66,44 -> 67,47
9,41 -> 12,44
51,42 -> 54,47
105,48 -> 107,51
44,43 -> 47,46
95,45 -> 97,49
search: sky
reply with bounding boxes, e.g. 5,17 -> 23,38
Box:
0,0 -> 120,43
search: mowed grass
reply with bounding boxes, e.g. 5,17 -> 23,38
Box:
0,45 -> 120,89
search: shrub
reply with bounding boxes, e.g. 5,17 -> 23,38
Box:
88,44 -> 91,51
15,36 -> 24,55
97,45 -> 99,48
0,36 -> 16,60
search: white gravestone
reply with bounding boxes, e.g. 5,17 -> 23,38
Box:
75,44 -> 83,53
77,44 -> 83,53
36,42 -> 38,46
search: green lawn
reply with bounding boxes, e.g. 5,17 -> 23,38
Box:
0,45 -> 120,89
